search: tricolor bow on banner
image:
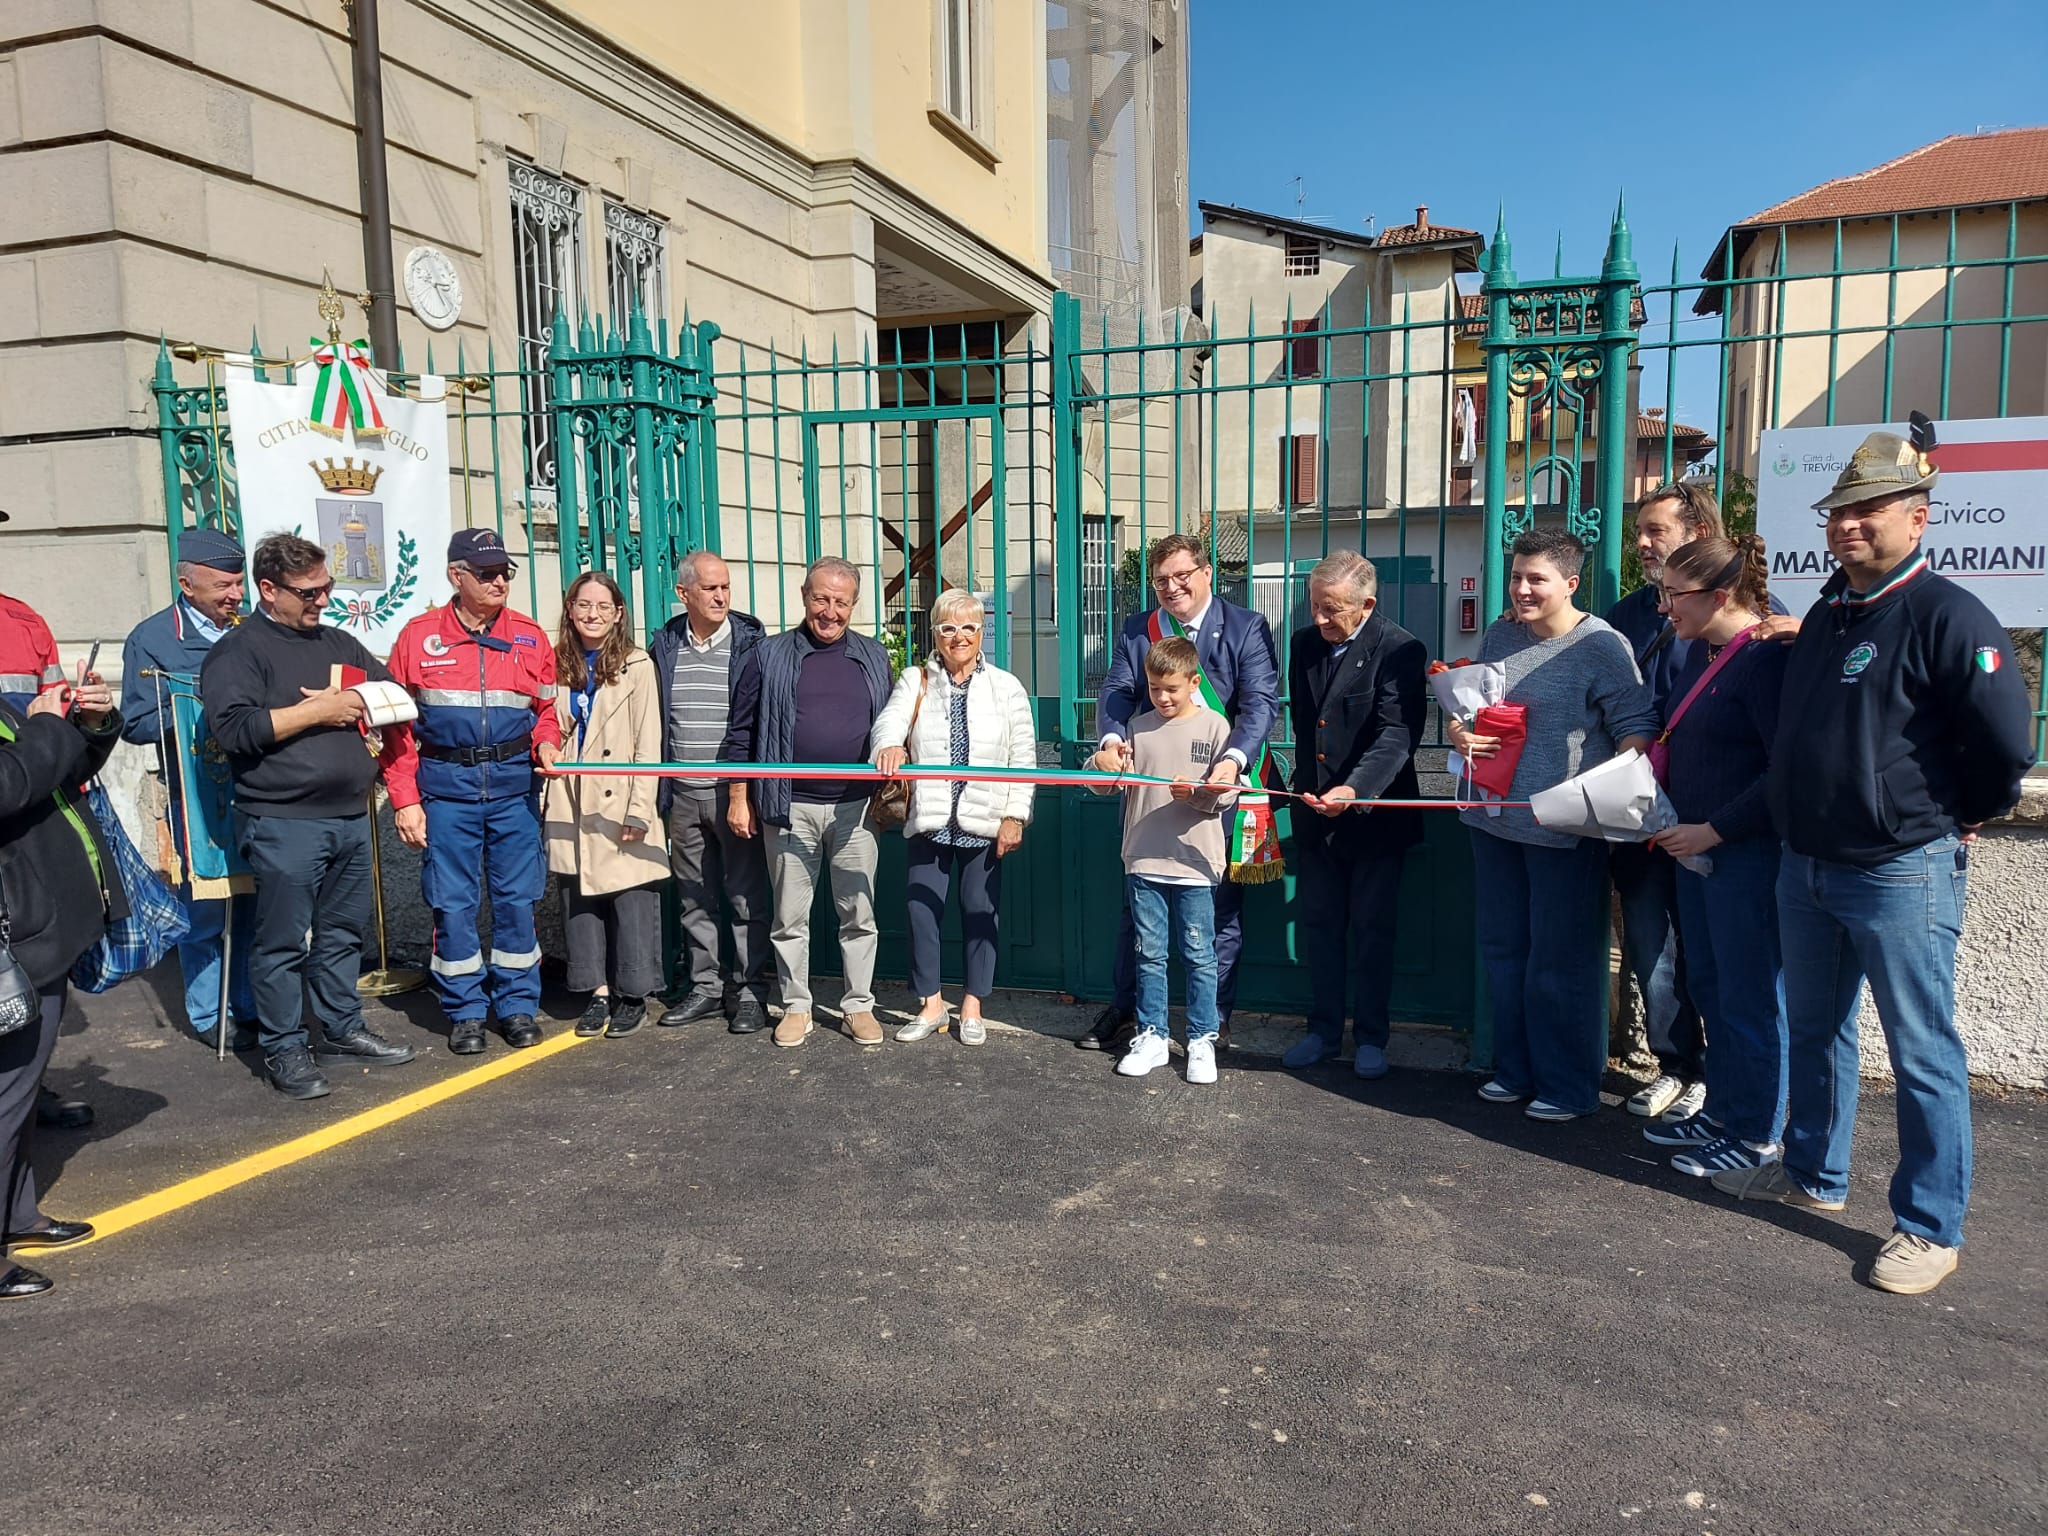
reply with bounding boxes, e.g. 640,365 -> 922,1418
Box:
307,338 -> 388,440
1146,609 -> 1285,884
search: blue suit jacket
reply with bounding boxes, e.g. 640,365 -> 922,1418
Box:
1096,596 -> 1280,763
121,601 -> 230,762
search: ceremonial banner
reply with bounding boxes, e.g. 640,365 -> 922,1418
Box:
163,672 -> 252,899
1758,417 -> 2048,625
224,354 -> 451,656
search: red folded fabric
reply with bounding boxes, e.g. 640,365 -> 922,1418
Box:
1464,702 -> 1528,799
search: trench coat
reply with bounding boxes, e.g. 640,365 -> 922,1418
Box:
541,649 -> 669,896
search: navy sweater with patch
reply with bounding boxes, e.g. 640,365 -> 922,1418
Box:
1663,638 -> 1788,844
1765,551 -> 2035,867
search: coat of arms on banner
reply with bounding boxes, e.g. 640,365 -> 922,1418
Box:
225,352 -> 449,658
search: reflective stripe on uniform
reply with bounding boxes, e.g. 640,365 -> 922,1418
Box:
429,951 -> 484,978
0,673 -> 41,694
416,688 -> 537,710
489,945 -> 542,970
533,684 -> 559,701
39,665 -> 65,685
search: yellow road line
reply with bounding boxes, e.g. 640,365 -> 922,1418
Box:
62,1030 -> 594,1249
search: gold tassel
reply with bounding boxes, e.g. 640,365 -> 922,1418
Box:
1229,859 -> 1286,885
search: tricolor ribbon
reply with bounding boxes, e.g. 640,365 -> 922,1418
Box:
1147,609 -> 1285,884
308,338 -> 388,441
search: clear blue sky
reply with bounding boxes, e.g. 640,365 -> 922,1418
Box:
1189,0 -> 2048,430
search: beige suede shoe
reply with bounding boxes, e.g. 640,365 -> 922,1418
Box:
1869,1230 -> 1959,1295
772,1011 -> 813,1048
845,1011 -> 884,1046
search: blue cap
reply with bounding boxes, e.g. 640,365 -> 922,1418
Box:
179,527 -> 246,572
447,527 -> 516,571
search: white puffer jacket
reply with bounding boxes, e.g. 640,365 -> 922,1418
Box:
869,657 -> 1037,839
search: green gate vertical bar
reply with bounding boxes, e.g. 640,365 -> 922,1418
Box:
1479,210 -> 1516,624
153,339 -> 188,577
1593,200 -> 1641,614
549,309 -> 583,581
1049,292 -> 1086,758
626,309 -> 665,639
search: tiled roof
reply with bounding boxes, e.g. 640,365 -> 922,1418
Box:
1736,126 -> 2048,227
1376,221 -> 1482,248
1638,413 -> 1711,443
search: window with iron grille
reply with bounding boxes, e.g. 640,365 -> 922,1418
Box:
1287,317 -> 1322,380
604,201 -> 666,326
1284,234 -> 1320,276
1081,514 -> 1112,688
510,162 -> 583,496
1278,433 -> 1318,507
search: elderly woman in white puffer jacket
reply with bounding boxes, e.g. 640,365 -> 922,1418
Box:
871,588 -> 1038,1045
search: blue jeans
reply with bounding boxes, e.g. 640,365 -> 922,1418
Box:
1115,871 -> 1243,1021
1777,837 -> 1973,1248
1610,842 -> 1704,1079
176,892 -> 257,1034
1127,876 -> 1218,1043
1471,831 -> 1609,1115
1674,838 -> 1787,1145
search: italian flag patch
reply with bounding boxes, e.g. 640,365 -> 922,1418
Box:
1974,646 -> 2003,674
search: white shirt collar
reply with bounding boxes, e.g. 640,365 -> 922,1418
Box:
1180,598 -> 1213,636
685,616 -> 731,653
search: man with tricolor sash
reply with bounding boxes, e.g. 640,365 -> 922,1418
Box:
1715,420 -> 2034,1297
1084,533 -> 1281,1055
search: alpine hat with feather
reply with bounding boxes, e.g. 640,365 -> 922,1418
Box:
1812,410 -> 1941,512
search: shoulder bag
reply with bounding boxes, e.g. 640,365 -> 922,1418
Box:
869,667 -> 928,832
0,879 -> 38,1038
1647,627 -> 1755,784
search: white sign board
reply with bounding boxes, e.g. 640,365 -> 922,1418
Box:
1758,417 -> 2048,625
225,356 -> 452,658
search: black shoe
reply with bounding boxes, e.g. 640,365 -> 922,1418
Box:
0,1264 -> 53,1301
606,998 -> 647,1038
575,996 -> 611,1037
728,999 -> 766,1034
4,1218 -> 93,1250
1218,1019 -> 1233,1052
35,1087 -> 92,1130
264,1046 -> 332,1100
449,1020 -> 488,1055
501,1014 -> 543,1049
316,1029 -> 416,1066
1077,1006 -> 1134,1051
659,989 -> 725,1028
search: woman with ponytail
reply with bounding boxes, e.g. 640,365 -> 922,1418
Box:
1642,533 -> 1791,1181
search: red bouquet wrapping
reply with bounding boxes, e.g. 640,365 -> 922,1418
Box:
1461,702 -> 1527,799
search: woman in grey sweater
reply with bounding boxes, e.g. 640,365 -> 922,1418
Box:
1448,529 -> 1658,1122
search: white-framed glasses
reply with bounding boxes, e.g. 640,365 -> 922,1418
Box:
935,622 -> 982,638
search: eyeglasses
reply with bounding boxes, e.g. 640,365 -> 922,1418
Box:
463,568 -> 511,586
569,601 -> 619,616
1152,568 -> 1200,593
935,622 -> 982,638
1659,585 -> 1713,601
278,580 -> 335,602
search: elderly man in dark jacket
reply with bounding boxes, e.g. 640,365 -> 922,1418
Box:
1280,551 -> 1426,1078
0,673 -> 126,1299
647,550 -> 771,1033
721,557 -> 892,1049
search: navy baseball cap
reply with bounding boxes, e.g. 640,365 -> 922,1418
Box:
178,527 -> 246,572
448,527 -> 517,571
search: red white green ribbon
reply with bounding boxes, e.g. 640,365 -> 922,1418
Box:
1146,609 -> 1285,884
308,338 -> 387,440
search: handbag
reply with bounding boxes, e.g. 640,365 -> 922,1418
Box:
70,782 -> 192,994
0,882 -> 37,1039
1647,627 -> 1754,784
869,667 -> 928,832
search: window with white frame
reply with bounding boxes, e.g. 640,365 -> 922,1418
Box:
1081,513 -> 1112,687
510,161 -> 583,495
936,0 -> 984,132
1284,234 -> 1321,276
604,201 -> 667,327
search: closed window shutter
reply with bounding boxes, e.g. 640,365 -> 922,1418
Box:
1279,433 -> 1318,506
1288,318 -> 1321,380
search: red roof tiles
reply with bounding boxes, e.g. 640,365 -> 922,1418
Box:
1735,126 -> 2048,228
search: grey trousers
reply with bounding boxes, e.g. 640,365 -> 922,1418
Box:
768,797 -> 879,1015
0,984 -> 66,1235
562,879 -> 664,999
668,792 -> 773,1004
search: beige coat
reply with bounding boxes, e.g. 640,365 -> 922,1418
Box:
542,649 -> 669,896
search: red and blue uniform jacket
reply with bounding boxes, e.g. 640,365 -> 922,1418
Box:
383,603 -> 561,808
0,593 -> 66,709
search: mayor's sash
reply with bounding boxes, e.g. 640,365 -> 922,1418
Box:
1146,609 -> 1284,883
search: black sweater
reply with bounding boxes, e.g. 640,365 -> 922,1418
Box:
1766,551 -> 2036,867
200,611 -> 393,819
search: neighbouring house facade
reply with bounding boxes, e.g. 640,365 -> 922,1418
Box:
1698,125 -> 2048,479
2,0 -> 1076,659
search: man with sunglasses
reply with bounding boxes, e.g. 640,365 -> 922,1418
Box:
200,533 -> 417,1099
383,529 -> 562,1055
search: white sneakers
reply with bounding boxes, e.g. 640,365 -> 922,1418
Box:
1627,1074 -> 1687,1117
1114,1032 -> 1217,1084
1116,1032 -> 1170,1077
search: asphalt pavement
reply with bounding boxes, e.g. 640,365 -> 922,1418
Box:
5,971 -> 2044,1535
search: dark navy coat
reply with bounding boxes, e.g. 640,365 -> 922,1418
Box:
1095,595 -> 1281,764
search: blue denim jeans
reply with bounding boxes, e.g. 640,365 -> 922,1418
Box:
1127,876 -> 1219,1043
1610,842 -> 1705,1079
1674,837 -> 1787,1145
177,892 -> 257,1034
1470,830 -> 1610,1115
1777,837 -> 1972,1248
